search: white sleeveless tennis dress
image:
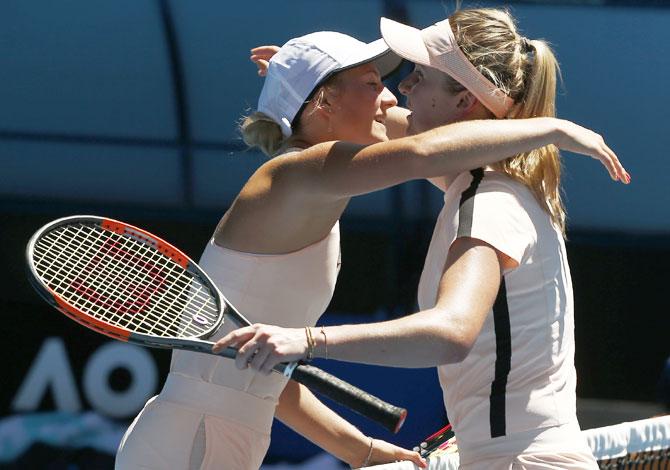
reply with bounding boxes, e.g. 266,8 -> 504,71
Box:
417,169 -> 597,469
115,220 -> 340,470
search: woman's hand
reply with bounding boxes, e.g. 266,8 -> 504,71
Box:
357,438 -> 427,469
250,45 -> 280,76
555,119 -> 630,184
212,323 -> 307,374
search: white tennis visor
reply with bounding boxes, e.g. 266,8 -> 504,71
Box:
380,16 -> 514,118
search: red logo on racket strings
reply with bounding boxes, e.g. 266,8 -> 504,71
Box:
70,239 -> 167,316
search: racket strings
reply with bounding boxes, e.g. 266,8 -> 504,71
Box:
36,225 -> 216,337
37,227 -> 210,319
33,223 -> 219,338
101,235 -> 218,337
37,227 -> 159,322
37,226 -> 214,336
81,232 -> 185,334
36,226 -> 182,333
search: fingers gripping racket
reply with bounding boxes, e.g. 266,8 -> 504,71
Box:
26,215 -> 407,433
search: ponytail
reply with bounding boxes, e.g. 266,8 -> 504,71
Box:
239,112 -> 285,157
504,39 -> 565,235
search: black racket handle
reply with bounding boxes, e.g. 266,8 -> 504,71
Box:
283,363 -> 407,433
208,342 -> 406,432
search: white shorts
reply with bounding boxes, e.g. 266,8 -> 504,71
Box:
116,373 -> 277,470
460,451 -> 598,470
116,396 -> 271,470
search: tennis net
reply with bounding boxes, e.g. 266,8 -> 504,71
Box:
586,415 -> 670,469
364,415 -> 670,469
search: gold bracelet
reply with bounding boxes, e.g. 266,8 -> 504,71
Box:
304,326 -> 315,361
319,326 -> 328,359
361,437 -> 374,468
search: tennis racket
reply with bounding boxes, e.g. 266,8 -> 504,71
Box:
26,215 -> 407,433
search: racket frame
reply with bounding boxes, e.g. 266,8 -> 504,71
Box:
26,215 -> 238,349
26,215 -> 407,432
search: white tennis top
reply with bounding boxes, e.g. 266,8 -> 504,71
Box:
418,169 -> 591,464
164,220 -> 340,430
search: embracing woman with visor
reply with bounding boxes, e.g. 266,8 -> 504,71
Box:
118,8 -> 627,470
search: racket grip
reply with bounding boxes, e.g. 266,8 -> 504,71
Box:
287,363 -> 407,433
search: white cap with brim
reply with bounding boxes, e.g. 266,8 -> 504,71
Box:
258,31 -> 403,137
380,17 -> 514,118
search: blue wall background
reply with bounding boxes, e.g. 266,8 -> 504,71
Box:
1,0 -> 668,230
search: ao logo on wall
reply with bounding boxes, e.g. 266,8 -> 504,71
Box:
12,338 -> 158,418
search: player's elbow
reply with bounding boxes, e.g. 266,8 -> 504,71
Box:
433,317 -> 478,364
448,333 -> 476,363
435,335 -> 473,365
429,327 -> 474,365
418,307 -> 480,365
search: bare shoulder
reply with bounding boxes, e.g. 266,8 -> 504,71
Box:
213,150 -> 347,253
274,141 -> 366,167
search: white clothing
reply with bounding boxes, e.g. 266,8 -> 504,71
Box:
116,221 -> 341,470
417,170 -> 596,467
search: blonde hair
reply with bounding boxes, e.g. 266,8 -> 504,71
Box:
240,74 -> 343,158
239,112 -> 284,157
447,8 -> 566,235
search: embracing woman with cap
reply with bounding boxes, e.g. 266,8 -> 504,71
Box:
213,7 -> 625,470
118,15 -> 626,470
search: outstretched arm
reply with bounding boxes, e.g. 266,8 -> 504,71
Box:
212,237 -> 502,370
276,380 -> 426,468
219,116 -> 626,256
271,117 -> 627,204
